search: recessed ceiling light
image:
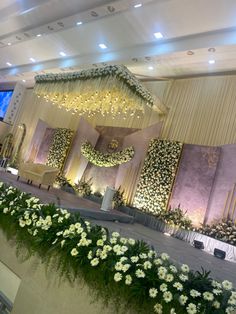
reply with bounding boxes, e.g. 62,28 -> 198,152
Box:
6,62 -> 12,66
208,59 -> 215,64
36,34 -> 42,37
30,57 -> 36,63
99,43 -> 107,49
148,66 -> 154,70
7,42 -> 11,46
134,3 -> 142,8
60,51 -> 66,57
76,21 -> 83,25
22,79 -> 26,83
154,32 -> 163,39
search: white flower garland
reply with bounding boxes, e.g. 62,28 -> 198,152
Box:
81,141 -> 134,167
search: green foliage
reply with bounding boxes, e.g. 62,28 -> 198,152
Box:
74,177 -> 93,197
55,174 -> 73,188
157,205 -> 193,230
0,181 -> 235,314
112,186 -> 126,209
197,219 -> 236,246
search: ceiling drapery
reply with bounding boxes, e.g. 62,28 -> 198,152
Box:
34,65 -> 166,117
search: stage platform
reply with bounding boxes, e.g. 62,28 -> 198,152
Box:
1,171 -> 236,286
0,171 -> 134,224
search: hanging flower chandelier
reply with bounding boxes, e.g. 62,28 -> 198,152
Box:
34,65 -> 165,117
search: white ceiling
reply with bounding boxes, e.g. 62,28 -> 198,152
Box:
1,0 -> 236,87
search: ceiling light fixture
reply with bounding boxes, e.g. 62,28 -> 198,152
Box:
154,32 -> 163,39
148,66 -> 154,70
134,3 -> 142,8
7,43 -> 11,46
76,21 -> 83,25
30,57 -> 36,63
60,51 -> 66,57
22,79 -> 26,83
208,59 -> 215,64
6,62 -> 12,67
36,34 -> 42,37
99,43 -> 107,49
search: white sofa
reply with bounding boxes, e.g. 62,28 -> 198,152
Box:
17,163 -> 59,190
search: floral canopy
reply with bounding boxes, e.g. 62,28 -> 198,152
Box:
34,65 -> 166,117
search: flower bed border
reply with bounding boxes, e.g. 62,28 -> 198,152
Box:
0,181 -> 235,314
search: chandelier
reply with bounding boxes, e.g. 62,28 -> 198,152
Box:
34,65 -> 166,117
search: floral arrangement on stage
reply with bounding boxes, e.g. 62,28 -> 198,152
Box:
46,128 -> 74,171
157,205 -> 193,230
112,186 -> 126,209
74,177 -> 93,197
197,219 -> 236,246
134,139 -> 183,215
0,181 -> 236,314
81,141 -> 134,167
34,65 -> 156,113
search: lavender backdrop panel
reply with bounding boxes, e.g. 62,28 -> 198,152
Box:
83,126 -> 139,193
35,128 -> 55,164
205,144 -> 236,224
115,122 -> 162,204
169,144 -> 220,226
25,119 -> 50,162
64,118 -> 99,183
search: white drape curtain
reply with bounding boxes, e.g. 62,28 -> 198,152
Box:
156,75 -> 236,146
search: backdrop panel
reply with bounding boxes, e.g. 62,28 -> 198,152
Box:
35,128 -> 55,164
83,126 -> 138,193
64,118 -> 99,183
169,144 -> 220,227
205,144 -> 236,224
115,122 -> 163,204
25,119 -> 50,163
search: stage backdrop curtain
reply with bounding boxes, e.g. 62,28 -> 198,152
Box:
151,75 -> 236,146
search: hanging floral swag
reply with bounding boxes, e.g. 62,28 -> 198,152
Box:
81,141 -> 134,167
1,181 -> 236,314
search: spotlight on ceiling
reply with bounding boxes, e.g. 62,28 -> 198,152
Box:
6,62 -> 12,67
134,3 -> 142,8
7,42 -> 11,46
36,34 -> 42,37
148,66 -> 154,70
99,43 -> 107,49
22,79 -> 26,83
154,32 -> 163,39
76,21 -> 83,25
30,57 -> 36,63
208,59 -> 215,64
60,51 -> 66,57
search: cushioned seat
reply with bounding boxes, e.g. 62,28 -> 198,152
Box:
17,163 -> 59,190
